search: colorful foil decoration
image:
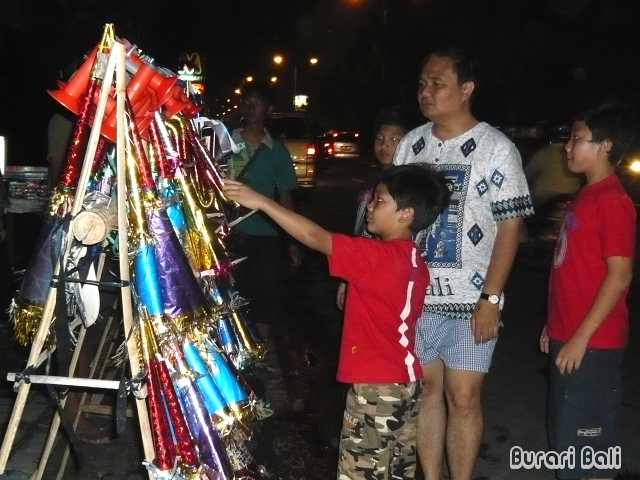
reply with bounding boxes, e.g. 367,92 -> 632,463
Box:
140,320 -> 177,471
183,340 -> 228,417
151,328 -> 199,468
147,207 -> 207,317
173,366 -> 233,479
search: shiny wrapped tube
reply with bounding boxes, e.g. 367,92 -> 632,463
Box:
161,181 -> 188,233
229,309 -> 266,361
154,113 -> 179,175
217,315 -> 238,358
155,355 -> 199,468
175,170 -> 222,272
167,118 -> 188,167
150,119 -> 170,179
134,242 -> 164,317
203,342 -> 248,407
174,369 -> 233,479
126,101 -> 155,189
141,322 -> 177,470
125,124 -> 149,239
60,78 -> 99,188
183,340 -> 227,416
147,207 -> 206,316
90,136 -> 110,175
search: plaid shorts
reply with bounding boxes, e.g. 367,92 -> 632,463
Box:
415,310 -> 497,372
337,382 -> 422,480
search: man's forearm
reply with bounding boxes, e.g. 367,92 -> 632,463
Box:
482,217 -> 522,295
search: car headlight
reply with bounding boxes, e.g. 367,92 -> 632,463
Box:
629,159 -> 640,174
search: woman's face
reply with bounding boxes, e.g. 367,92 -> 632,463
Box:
374,124 -> 406,166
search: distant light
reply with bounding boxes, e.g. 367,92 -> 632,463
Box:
354,132 -> 359,138
0,136 -> 5,175
245,75 -> 254,83
273,54 -> 284,65
270,76 -> 278,84
226,98 -> 231,103
332,132 -> 338,138
309,57 -> 319,65
294,94 -> 309,111
234,88 -> 241,95
233,105 -> 238,109
629,159 -> 640,174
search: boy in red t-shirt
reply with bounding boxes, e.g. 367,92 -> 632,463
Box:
539,102 -> 637,480
224,164 -> 450,479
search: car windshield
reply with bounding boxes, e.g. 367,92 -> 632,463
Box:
268,117 -> 313,140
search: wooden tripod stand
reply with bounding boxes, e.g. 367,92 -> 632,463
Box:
0,42 -> 155,479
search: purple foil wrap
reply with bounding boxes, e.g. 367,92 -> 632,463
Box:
147,207 -> 206,316
176,373 -> 233,479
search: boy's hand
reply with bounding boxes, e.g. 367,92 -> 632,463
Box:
471,301 -> 500,344
539,325 -> 549,354
222,180 -> 266,210
555,336 -> 588,375
336,282 -> 347,310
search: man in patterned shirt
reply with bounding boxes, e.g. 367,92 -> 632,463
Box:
394,47 -> 534,479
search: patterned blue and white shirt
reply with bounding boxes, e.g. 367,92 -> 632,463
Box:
394,121 -> 534,320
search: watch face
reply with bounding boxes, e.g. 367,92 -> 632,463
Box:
488,294 -> 500,304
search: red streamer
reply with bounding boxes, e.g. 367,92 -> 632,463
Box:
149,121 -> 171,179
60,79 -> 99,188
173,120 -> 189,164
146,358 -> 177,470
156,357 -> 199,467
126,102 -> 155,189
183,123 -> 222,192
90,137 -> 109,175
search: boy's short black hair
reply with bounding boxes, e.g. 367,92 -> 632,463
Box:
576,102 -> 638,165
378,164 -> 451,233
422,46 -> 479,92
374,107 -> 410,134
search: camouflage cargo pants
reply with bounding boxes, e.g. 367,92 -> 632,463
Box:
337,382 -> 422,480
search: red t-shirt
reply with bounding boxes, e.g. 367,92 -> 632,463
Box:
328,234 -> 428,383
548,175 -> 636,348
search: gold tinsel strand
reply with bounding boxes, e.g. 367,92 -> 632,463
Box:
10,300 -> 55,350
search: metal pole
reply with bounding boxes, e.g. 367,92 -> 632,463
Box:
293,64 -> 298,110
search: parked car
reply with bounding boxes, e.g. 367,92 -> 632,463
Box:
320,130 -> 361,161
267,112 -> 319,188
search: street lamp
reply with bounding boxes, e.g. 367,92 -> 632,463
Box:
234,88 -> 241,95
270,76 -> 278,84
245,75 -> 254,83
272,53 -> 319,104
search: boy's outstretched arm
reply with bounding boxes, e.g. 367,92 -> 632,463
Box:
223,180 -> 332,255
555,255 -> 633,374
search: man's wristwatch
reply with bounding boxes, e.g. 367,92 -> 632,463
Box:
480,292 -> 501,305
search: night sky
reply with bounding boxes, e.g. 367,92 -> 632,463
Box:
1,0 -> 639,166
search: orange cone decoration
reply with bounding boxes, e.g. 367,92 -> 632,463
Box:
48,47 -> 98,114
